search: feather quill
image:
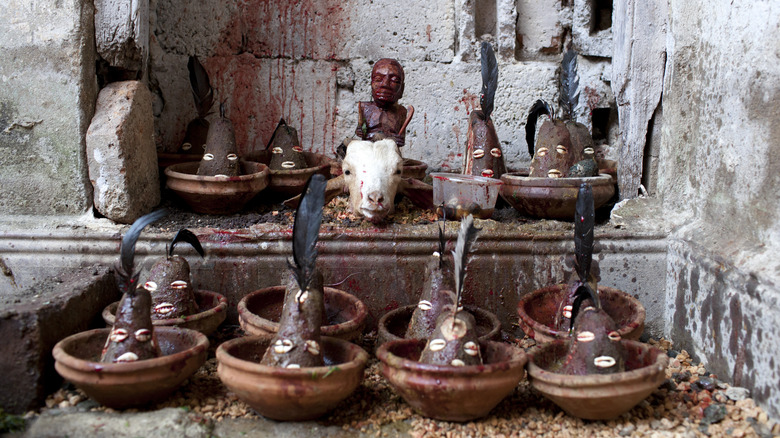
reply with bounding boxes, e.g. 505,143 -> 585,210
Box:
479,42 -> 498,120
525,99 -> 554,157
451,215 -> 480,315
169,229 -> 205,258
569,183 -> 599,329
559,48 -> 580,121
117,209 -> 168,295
288,174 -> 327,294
187,56 -> 214,119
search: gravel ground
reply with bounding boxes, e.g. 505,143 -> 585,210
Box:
30,326 -> 778,438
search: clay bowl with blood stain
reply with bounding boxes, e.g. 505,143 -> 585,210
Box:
102,290 -> 228,336
216,334 -> 369,421
517,284 -> 645,344
377,338 -> 527,422
376,304 -> 502,350
527,338 -> 668,420
164,161 -> 269,214
245,150 -> 333,199
330,157 -> 428,180
52,327 -> 208,409
499,170 -> 614,220
238,286 -> 368,342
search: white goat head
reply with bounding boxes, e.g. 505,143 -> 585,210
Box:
341,138 -> 404,222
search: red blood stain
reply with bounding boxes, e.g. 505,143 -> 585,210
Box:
459,89 -> 480,115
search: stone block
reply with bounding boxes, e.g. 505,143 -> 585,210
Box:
0,265 -> 116,414
87,81 -> 160,224
516,0 -> 566,56
95,0 -> 149,71
572,0 -> 613,57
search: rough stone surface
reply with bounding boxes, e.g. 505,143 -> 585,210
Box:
572,0 -> 613,57
87,81 -> 160,224
0,265 -> 116,414
95,0 -> 149,71
0,0 -> 97,215
515,0 -> 566,57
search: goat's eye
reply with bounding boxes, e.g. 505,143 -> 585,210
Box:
395,169 -> 402,175
344,170 -> 351,176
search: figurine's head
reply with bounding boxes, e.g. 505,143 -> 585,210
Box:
371,58 -> 405,107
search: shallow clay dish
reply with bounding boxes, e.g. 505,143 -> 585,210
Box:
53,327 -> 208,409
517,284 -> 645,344
376,304 -> 501,349
377,338 -> 527,422
238,286 -> 368,342
527,339 -> 668,420
164,161 -> 269,214
216,334 -> 369,421
246,150 -> 332,198
500,170 -> 614,219
102,290 -> 227,336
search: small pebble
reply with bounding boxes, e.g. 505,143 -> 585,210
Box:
726,386 -> 750,401
702,404 -> 727,425
619,424 -> 635,436
691,376 -> 717,392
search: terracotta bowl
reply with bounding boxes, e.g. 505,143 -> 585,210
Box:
164,161 -> 269,214
245,150 -> 332,198
238,286 -> 368,342
376,304 -> 502,349
330,157 -> 428,180
377,338 -> 527,422
499,170 -> 614,220
517,284 -> 645,344
216,334 -> 369,421
52,327 -> 208,409
102,290 -> 228,336
527,339 -> 668,420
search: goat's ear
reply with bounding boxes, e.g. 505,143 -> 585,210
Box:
398,178 -> 434,210
336,137 -> 354,160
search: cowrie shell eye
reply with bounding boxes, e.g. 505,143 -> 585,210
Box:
594,356 -> 617,368
170,280 -> 188,290
536,147 -> 548,157
608,331 -> 621,341
143,281 -> 158,292
203,153 -> 214,161
110,328 -> 129,343
547,169 -> 562,178
272,147 -> 283,154
295,289 -> 309,304
562,305 -> 572,319
463,341 -> 479,356
577,331 -> 596,342
556,145 -> 568,154
286,364 -> 300,369
305,340 -> 320,356
292,146 -> 303,153
181,142 -> 192,151
281,161 -> 296,168
154,303 -> 174,315
428,339 -> 447,352
273,339 -> 294,354
472,149 -> 485,159
115,352 -> 139,362
584,147 -> 594,155
227,154 -> 238,161
417,300 -> 433,311
451,359 -> 465,367
490,148 -> 502,158
134,328 -> 151,342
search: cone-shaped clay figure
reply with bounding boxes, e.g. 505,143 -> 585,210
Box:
197,103 -> 240,177
101,210 -> 168,363
463,42 -> 506,180
419,215 -> 483,367
406,215 -> 456,339
267,118 -> 307,170
260,174 -> 328,368
526,49 -> 598,179
180,56 -> 214,155
559,304 -> 626,375
147,229 -> 204,320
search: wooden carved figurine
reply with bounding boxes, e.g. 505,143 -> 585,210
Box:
355,59 -> 414,147
197,103 -> 240,177
180,56 -> 213,155
267,118 -> 307,170
146,229 -> 204,320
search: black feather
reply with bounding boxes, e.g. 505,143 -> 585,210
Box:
437,212 -> 447,270
117,209 -> 168,294
574,183 -> 594,286
559,48 -> 580,120
569,283 -> 598,330
288,174 -> 327,293
479,42 -> 499,120
526,99 -> 554,157
451,214 -> 480,314
169,229 -> 205,258
188,56 -> 214,118
265,118 -> 287,150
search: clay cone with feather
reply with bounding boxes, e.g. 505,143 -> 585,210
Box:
101,210 -> 168,363
147,229 -> 204,320
260,174 -> 328,368
267,118 -> 307,171
180,56 -> 213,155
197,103 -> 241,177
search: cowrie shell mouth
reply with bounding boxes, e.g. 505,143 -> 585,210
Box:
556,145 -> 568,154
170,280 -> 188,290
577,331 -> 596,342
272,147 -> 283,154
417,300 -> 433,311
451,359 -> 465,367
428,339 -> 447,352
472,149 -> 485,159
536,147 -> 548,157
115,352 -> 139,362
490,148 -> 502,158
273,339 -> 294,354
281,161 -> 296,169
286,364 -> 301,369
181,142 -> 192,151
154,303 -> 174,315
547,169 -> 562,178
584,147 -> 595,155
110,328 -> 129,343
214,174 -> 229,178
608,331 -> 622,341
143,281 -> 158,292
305,340 -> 320,356
463,341 -> 479,356
481,169 -> 494,177
562,305 -> 573,319
594,356 -> 617,368
134,328 -> 152,342
292,146 -> 304,153
203,153 -> 214,161
227,154 -> 238,161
